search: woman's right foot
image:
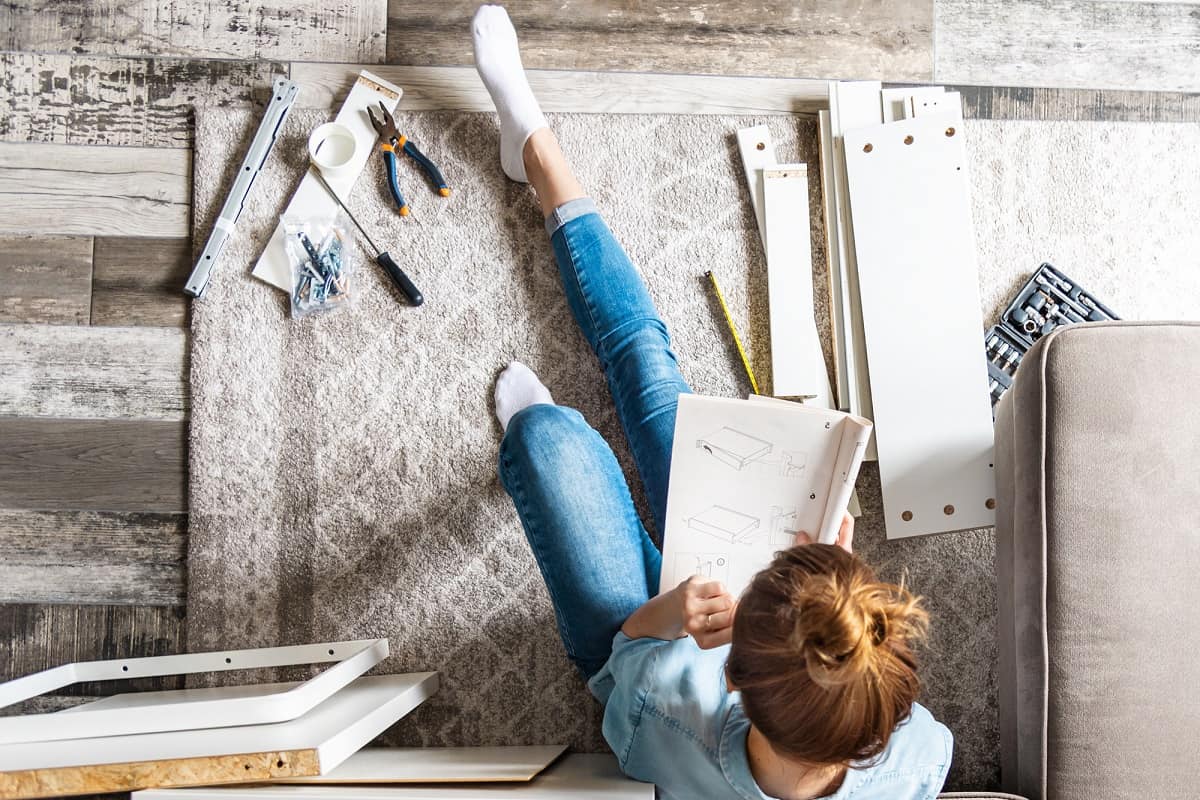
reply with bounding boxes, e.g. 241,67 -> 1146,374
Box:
495,361 -> 555,431
472,5 -> 548,183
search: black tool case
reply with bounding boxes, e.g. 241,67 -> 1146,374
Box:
986,262 -> 1119,407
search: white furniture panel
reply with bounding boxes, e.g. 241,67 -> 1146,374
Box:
762,166 -> 832,406
842,115 -> 996,538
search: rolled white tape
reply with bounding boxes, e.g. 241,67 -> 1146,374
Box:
308,122 -> 359,180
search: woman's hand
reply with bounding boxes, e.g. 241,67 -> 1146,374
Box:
793,511 -> 854,553
678,575 -> 737,650
620,575 -> 736,648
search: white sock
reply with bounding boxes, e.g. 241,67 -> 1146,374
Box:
495,361 -> 554,431
472,5 -> 548,182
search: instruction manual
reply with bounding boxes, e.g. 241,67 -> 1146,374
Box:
658,394 -> 872,596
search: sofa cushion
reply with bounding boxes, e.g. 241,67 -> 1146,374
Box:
993,321 -> 1200,800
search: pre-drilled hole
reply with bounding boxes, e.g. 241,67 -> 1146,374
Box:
901,511 -> 913,522
986,498 -> 996,510
863,143 -> 873,153
755,142 -> 765,150
946,126 -> 956,137
944,504 -> 956,515
225,657 -> 232,664
277,759 -> 285,768
903,135 -> 914,145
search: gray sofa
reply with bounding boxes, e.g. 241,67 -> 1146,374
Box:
993,321 -> 1200,799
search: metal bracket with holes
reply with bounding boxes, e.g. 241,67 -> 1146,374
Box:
0,638 -> 388,745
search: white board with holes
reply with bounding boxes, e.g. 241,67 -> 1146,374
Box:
842,114 -> 996,538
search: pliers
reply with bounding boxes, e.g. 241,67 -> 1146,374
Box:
367,101 -> 450,217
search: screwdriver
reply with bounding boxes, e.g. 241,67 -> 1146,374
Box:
307,166 -> 423,306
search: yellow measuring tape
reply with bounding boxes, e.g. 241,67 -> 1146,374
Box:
705,270 -> 760,395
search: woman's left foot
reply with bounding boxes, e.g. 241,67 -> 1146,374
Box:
495,361 -> 554,430
472,5 -> 548,182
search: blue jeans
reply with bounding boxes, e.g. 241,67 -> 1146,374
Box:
497,198 -> 691,679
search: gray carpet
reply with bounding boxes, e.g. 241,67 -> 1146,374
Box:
188,106 -> 1200,792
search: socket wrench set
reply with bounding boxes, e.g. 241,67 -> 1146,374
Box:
986,263 -> 1119,407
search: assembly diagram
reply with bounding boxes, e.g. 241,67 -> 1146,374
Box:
675,552 -> 729,583
769,505 -> 803,546
696,426 -> 807,478
685,505 -> 760,543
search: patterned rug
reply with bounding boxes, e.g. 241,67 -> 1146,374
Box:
188,104 -> 1200,792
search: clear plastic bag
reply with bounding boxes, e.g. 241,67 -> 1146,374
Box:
286,216 -> 353,317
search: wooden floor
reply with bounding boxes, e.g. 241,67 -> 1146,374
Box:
0,0 -> 1198,741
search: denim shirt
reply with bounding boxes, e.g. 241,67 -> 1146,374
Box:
588,633 -> 952,800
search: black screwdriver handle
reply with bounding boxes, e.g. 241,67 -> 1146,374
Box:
377,251 -> 423,306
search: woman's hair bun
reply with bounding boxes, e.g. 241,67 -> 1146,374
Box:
792,565 -> 927,688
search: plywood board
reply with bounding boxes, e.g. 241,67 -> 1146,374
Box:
0,673 -> 439,799
762,166 -> 831,406
278,746 -> 567,784
842,115 -> 996,538
135,753 -> 651,799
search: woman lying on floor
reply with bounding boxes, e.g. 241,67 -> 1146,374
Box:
472,6 -> 952,799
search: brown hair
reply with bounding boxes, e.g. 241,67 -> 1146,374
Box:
727,544 -> 928,766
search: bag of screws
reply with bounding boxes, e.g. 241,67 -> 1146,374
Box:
285,216 -> 353,317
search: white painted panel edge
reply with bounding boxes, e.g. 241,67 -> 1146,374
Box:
830,81 -> 882,460
735,125 -> 776,248
842,115 -> 996,538
817,107 -> 848,410
275,746 -> 569,784
0,639 -> 388,745
881,86 -> 945,122
762,165 -> 831,407
133,754 -> 652,799
0,673 -> 439,773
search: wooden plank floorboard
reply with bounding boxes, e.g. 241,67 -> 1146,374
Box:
0,52 -> 286,148
935,0 -> 1200,92
0,143 -> 190,238
92,237 -> 191,327
954,84 -> 1200,123
0,418 -> 186,513
293,63 -> 829,114
0,235 -> 93,325
387,0 -> 934,82
0,0 -> 386,64
0,324 -> 188,420
0,510 -> 186,606
0,603 -> 186,695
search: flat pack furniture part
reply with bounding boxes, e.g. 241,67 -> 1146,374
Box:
826,81 -> 882,461
762,165 -> 833,407
0,673 -> 439,800
186,76 -> 299,298
133,753 -> 653,799
0,639 -> 388,745
734,125 -> 775,248
252,70 -> 403,292
910,91 -> 962,119
880,86 -> 946,123
841,114 -> 996,539
276,746 -> 568,784
816,109 -> 847,408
